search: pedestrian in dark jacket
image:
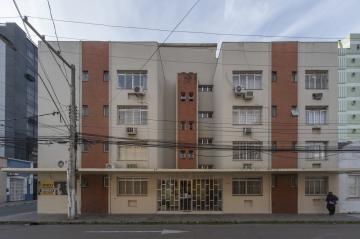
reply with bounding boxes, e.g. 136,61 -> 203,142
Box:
326,192 -> 338,215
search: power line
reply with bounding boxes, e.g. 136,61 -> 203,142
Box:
0,111 -> 59,122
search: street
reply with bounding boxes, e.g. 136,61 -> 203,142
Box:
0,201 -> 36,218
1,224 -> 360,239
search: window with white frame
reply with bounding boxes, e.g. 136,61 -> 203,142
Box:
305,141 -> 327,161
199,111 -> 213,119
233,141 -> 262,160
117,177 -> 148,196
117,71 -> 147,89
305,176 -> 328,195
82,71 -> 88,81
232,177 -> 262,195
198,138 -> 213,145
81,105 -> 89,117
233,106 -> 262,125
233,71 -> 262,90
198,85 -> 213,92
305,70 -> 328,89
348,175 -> 360,197
306,107 -> 327,125
117,106 -> 147,125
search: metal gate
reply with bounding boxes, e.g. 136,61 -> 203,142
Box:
9,178 -> 25,201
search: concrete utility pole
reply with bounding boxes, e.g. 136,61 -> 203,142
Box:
23,17 -> 78,219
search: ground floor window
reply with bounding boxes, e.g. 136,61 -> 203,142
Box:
305,176 -> 328,195
157,178 -> 223,211
117,177 -> 148,196
348,175 -> 360,198
232,177 -> 262,195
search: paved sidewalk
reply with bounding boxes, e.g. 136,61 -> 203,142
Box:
1,212 -> 360,224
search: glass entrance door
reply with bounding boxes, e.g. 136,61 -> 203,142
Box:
179,179 -> 192,211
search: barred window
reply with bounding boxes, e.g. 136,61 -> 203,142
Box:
305,141 -> 327,161
117,106 -> 147,125
233,71 -> 262,90
232,178 -> 262,195
233,106 -> 262,125
233,141 -> 262,160
199,111 -> 213,119
198,85 -> 213,92
117,71 -> 147,89
305,70 -> 328,89
305,176 -> 328,195
117,177 -> 148,196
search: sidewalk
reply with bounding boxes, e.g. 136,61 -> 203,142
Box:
1,212 -> 360,224
0,200 -> 36,208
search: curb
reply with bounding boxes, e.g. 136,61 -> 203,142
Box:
1,220 -> 360,225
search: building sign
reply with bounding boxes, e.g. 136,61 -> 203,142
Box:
38,180 -> 67,195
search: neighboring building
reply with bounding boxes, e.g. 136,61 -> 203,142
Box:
13,40 -> 342,214
338,33 -> 360,142
0,157 -> 6,203
0,23 -> 38,166
339,141 -> 360,213
6,158 -> 33,201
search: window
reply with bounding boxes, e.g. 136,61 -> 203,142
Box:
188,150 -> 194,159
188,92 -> 194,101
271,71 -> 277,82
271,105 -> 277,118
180,92 -> 186,101
82,71 -> 89,81
179,150 -> 186,159
291,106 -> 299,117
103,71 -> 109,81
198,138 -> 213,145
357,44 -> 360,50
198,85 -> 213,92
292,141 -> 297,151
81,105 -> 89,117
233,106 -> 262,125
271,141 -> 277,151
306,107 -> 327,125
117,145 -> 148,161
189,121 -> 194,130
305,141 -> 327,161
348,175 -> 360,197
117,177 -> 148,196
82,142 -> 90,152
232,178 -> 262,195
233,71 -> 262,90
103,105 -> 109,117
180,121 -> 186,130
117,106 -> 147,125
103,142 -> 109,152
292,71 -> 298,82
351,58 -> 356,63
233,141 -> 262,160
305,70 -> 328,89
117,71 -> 147,89
305,176 -> 328,195
199,111 -> 213,119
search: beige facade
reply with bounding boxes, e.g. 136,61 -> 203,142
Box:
0,157 -> 6,203
28,40 -> 344,214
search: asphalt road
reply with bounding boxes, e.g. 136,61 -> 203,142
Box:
0,201 -> 36,217
1,224 -> 360,239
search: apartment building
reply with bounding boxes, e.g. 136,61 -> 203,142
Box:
338,34 -> 360,213
19,40 -> 343,214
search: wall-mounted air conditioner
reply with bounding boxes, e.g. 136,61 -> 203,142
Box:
233,85 -> 242,96
132,86 -> 146,96
243,127 -> 252,135
243,91 -> 254,100
105,163 -> 115,169
243,163 -> 252,169
312,93 -> 323,100
126,127 -> 137,135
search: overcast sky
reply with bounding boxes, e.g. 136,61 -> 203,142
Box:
1,0 -> 360,45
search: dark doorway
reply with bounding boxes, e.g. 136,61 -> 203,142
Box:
272,174 -> 298,214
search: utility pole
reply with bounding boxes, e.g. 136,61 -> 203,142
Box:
23,17 -> 78,219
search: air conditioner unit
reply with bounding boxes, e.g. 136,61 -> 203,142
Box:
312,163 -> 321,169
312,93 -> 323,100
57,160 -> 66,168
105,163 -> 115,169
352,100 -> 356,105
126,127 -> 137,135
133,86 -> 146,96
127,164 -> 138,169
291,108 -> 299,116
243,127 -> 252,135
352,72 -> 356,77
233,85 -> 243,96
243,163 -> 252,169
312,126 -> 321,131
243,91 -> 254,100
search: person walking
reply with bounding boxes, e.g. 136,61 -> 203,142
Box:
326,192 -> 338,215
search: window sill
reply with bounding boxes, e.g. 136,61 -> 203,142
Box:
232,159 -> 263,162
232,194 -> 263,196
